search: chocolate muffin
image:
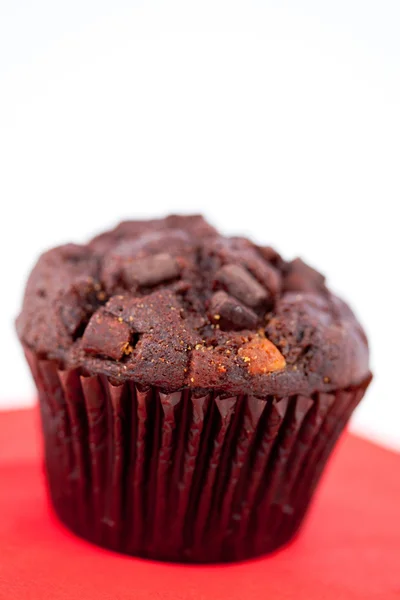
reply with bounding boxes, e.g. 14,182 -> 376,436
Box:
16,215 -> 371,562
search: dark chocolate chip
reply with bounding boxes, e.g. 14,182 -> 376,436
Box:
59,277 -> 102,338
257,245 -> 282,264
217,241 -> 282,296
60,302 -> 87,336
259,262 -> 282,296
215,264 -> 268,307
208,291 -> 259,331
82,309 -> 132,360
283,258 -> 326,292
123,253 -> 181,287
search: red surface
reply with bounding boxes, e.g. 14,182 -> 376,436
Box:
0,409 -> 399,600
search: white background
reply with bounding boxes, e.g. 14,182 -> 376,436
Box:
0,1 -> 399,450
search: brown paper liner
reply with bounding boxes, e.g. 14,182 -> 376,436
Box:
24,348 -> 371,563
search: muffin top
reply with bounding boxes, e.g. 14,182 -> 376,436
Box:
17,215 -> 370,396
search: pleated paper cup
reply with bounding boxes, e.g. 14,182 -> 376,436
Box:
25,347 -> 371,563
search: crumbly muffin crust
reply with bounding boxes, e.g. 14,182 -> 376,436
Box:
17,215 -> 370,395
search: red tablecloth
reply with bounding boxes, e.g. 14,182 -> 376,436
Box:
0,409 -> 399,600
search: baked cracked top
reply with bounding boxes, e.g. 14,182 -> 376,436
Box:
17,215 -> 370,396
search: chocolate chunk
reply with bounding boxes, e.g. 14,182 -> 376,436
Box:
60,301 -> 87,337
209,291 -> 259,331
259,263 -> 282,296
82,309 -> 132,360
123,253 -> 181,287
59,277 -> 102,337
163,214 -> 218,238
257,245 -> 282,265
215,264 -> 268,307
213,238 -> 282,295
283,258 -> 326,292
